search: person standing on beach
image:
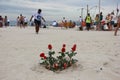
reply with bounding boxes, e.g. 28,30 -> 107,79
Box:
0,15 -> 3,27
106,13 -> 112,31
79,16 -> 83,30
24,16 -> 28,27
19,14 -> 25,28
30,9 -> 46,34
95,14 -> 100,30
111,12 -> 116,30
97,12 -> 103,30
85,13 -> 92,31
79,16 -> 83,26
114,15 -> 120,36
4,16 -> 8,27
17,16 -> 20,26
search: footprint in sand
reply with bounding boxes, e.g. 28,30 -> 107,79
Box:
114,53 -> 119,57
103,62 -> 109,66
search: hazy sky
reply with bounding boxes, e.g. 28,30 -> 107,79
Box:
0,0 -> 119,21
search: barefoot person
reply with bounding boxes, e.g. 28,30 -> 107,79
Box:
114,15 -> 120,36
30,9 -> 46,34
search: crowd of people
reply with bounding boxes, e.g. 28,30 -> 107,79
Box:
0,9 -> 120,35
51,17 -> 76,28
77,11 -> 120,35
79,12 -> 119,31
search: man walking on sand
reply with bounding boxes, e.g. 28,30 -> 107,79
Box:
30,9 -> 46,34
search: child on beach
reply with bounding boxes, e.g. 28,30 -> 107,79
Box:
114,15 -> 120,36
30,9 -> 46,34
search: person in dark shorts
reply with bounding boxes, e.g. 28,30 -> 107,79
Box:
85,13 -> 92,31
19,14 -> 25,28
30,9 -> 46,34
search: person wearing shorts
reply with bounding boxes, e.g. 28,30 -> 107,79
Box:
19,14 -> 25,28
85,13 -> 92,31
30,9 -> 46,34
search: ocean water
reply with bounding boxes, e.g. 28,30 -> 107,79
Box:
9,20 -> 53,26
10,20 -> 17,26
9,20 -> 80,27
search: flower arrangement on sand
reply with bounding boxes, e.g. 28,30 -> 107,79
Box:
39,44 -> 78,72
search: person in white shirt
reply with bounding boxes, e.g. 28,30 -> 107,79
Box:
30,9 -> 46,34
111,12 -> 116,30
24,17 -> 28,27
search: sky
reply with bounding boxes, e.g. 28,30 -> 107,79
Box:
0,0 -> 120,21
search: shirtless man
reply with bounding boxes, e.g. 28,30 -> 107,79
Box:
19,14 -> 24,28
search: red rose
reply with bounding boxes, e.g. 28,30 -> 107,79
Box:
63,44 -> 66,47
61,47 -> 66,53
71,47 -> 76,52
48,44 -> 52,50
40,53 -> 45,57
73,44 -> 76,49
71,44 -> 76,52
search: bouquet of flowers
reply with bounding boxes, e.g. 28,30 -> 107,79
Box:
39,44 -> 78,72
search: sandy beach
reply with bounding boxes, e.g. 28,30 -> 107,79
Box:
0,26 -> 120,80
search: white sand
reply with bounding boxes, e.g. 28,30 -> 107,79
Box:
0,26 -> 120,80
